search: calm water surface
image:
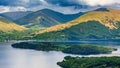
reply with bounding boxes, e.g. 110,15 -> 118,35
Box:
0,40 -> 120,68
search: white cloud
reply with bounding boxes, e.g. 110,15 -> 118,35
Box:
39,0 -> 49,5
11,6 -> 27,11
77,0 -> 120,6
0,6 -> 10,13
0,6 -> 27,13
22,0 -> 30,3
28,4 -> 98,14
1,0 -> 120,14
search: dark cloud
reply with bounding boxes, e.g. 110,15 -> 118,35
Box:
45,0 -> 80,7
0,0 -> 97,14
0,0 -> 120,9
0,0 -> 85,7
0,0 -> 15,6
0,0 -> 41,7
1,0 -> 120,14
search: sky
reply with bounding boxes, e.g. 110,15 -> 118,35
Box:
0,0 -> 120,14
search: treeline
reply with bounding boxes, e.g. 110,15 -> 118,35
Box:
57,56 -> 120,68
12,42 -> 67,51
0,29 -> 35,41
62,44 -> 114,55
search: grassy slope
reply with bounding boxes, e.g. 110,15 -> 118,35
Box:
33,8 -> 120,40
0,16 -> 29,41
37,8 -> 120,34
35,21 -> 115,40
0,16 -> 27,32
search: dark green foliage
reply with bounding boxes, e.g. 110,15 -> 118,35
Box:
34,31 -> 68,41
62,44 -> 113,55
12,42 -> 68,51
64,21 -> 111,40
35,21 -> 117,41
57,56 -> 120,68
0,29 -> 35,41
12,42 -> 114,55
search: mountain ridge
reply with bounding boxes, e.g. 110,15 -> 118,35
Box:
33,8 -> 120,40
15,9 -> 84,28
0,11 -> 33,21
37,8 -> 120,34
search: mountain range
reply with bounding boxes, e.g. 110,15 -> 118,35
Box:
1,8 -> 120,41
0,11 -> 32,21
34,8 -> 120,40
15,9 -> 84,29
0,9 -> 84,41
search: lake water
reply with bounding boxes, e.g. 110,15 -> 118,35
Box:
0,40 -> 120,68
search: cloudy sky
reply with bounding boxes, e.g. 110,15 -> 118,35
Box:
0,0 -> 120,14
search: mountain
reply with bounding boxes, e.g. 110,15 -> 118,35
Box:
0,11 -> 33,21
0,16 -> 27,32
0,16 -> 29,41
15,9 -> 84,28
34,8 -> 120,40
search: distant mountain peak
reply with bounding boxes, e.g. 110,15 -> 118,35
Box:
37,9 -> 62,14
94,8 -> 109,12
15,8 -> 84,28
0,11 -> 33,21
41,8 -> 52,11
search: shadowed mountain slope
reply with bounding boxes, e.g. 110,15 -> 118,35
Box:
15,9 -> 84,28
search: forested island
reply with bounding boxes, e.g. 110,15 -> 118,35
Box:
12,42 -> 67,51
12,42 -> 115,55
57,56 -> 120,68
62,44 -> 114,55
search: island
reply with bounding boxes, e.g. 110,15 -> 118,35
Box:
57,56 -> 120,68
12,42 -> 67,51
12,42 -> 116,55
62,44 -> 114,55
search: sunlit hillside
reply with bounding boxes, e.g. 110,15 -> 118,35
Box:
0,16 -> 27,32
37,8 -> 120,34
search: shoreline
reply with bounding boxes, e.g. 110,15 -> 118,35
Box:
1,39 -> 120,42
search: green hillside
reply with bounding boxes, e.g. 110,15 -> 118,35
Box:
0,16 -> 27,32
0,16 -> 32,41
34,8 -> 120,41
34,21 -> 117,40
